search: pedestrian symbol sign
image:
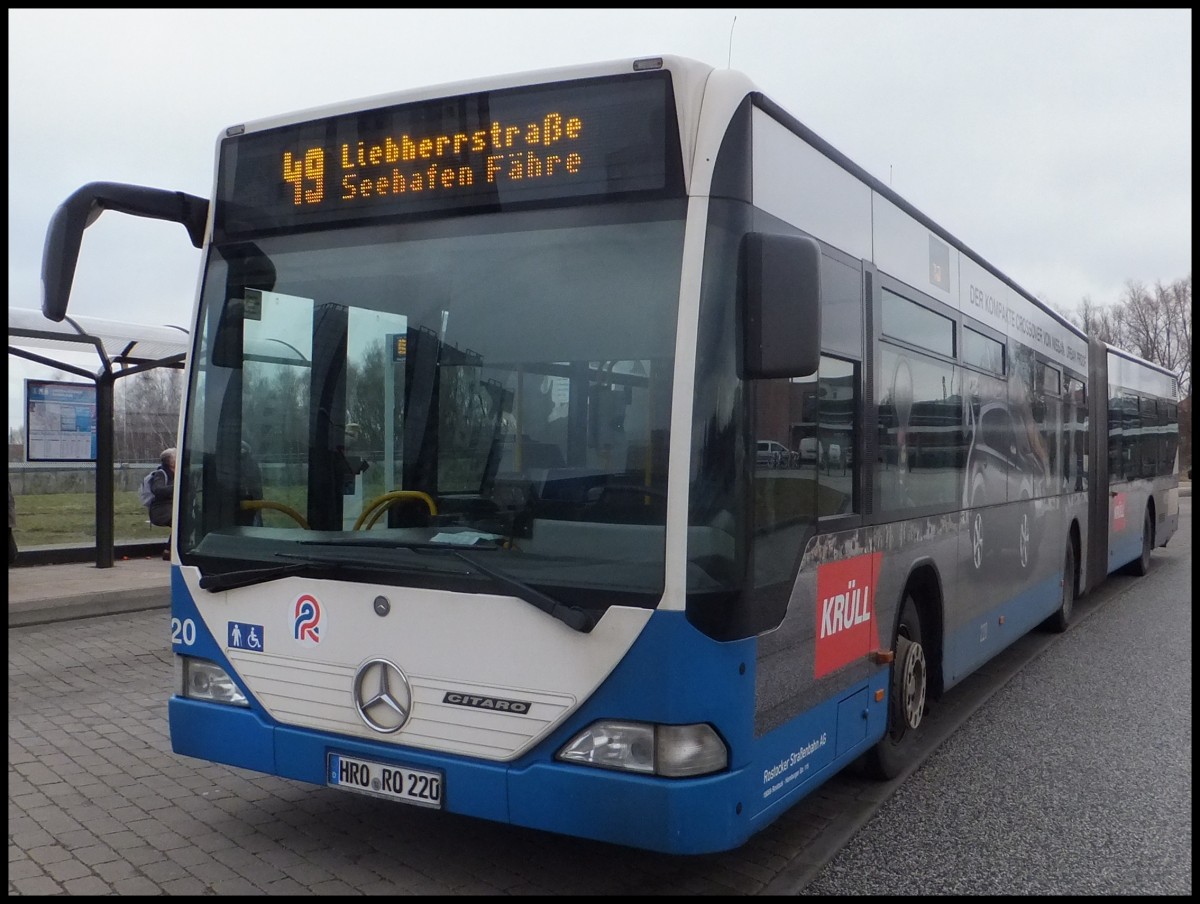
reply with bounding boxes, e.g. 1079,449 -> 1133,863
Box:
228,621 -> 264,652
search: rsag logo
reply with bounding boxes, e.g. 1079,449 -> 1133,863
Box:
814,552 -> 882,678
1112,493 -> 1127,532
293,594 -> 322,645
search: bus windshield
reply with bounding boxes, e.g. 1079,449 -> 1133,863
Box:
178,200 -> 685,608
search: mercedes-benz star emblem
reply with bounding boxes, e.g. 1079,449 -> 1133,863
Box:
352,659 -> 413,734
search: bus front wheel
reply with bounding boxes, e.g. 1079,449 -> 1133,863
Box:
863,593 -> 927,780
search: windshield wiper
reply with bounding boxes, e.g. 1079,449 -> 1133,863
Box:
202,542 -> 597,632
201,547 -> 465,592
199,561 -> 317,592
303,539 -> 596,631
448,549 -> 596,634
297,536 -> 498,550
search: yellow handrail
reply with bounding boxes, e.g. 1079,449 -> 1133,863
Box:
353,490 -> 438,531
239,499 -> 311,529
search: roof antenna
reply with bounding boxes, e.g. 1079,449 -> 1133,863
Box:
727,15 -> 737,68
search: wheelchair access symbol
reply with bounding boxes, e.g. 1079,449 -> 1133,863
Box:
228,621 -> 264,652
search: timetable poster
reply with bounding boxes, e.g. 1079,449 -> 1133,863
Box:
26,380 -> 97,462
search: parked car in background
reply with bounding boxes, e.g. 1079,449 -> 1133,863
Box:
757,440 -> 792,469
798,437 -> 819,464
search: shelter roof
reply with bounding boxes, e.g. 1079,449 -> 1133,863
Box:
8,307 -> 190,367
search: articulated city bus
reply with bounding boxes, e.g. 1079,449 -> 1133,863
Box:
41,55 -> 1179,854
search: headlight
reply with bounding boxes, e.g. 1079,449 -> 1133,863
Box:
557,720 -> 727,777
176,656 -> 249,707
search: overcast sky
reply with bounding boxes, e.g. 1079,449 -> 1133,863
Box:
7,8 -> 1192,431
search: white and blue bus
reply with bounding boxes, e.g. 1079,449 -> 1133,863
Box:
41,55 -> 1179,854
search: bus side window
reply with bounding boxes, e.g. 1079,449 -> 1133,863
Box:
816,356 -> 857,516
1066,378 -> 1087,492
1036,363 -> 1061,496
1122,393 -> 1140,479
1140,398 -> 1157,479
877,346 -> 962,513
1107,396 -> 1123,483
1163,402 -> 1178,476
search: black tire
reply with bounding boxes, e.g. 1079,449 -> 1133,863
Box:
863,593 -> 928,780
1043,538 -> 1075,633
1126,508 -> 1153,576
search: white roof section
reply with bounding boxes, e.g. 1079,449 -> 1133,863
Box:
8,307 -> 190,366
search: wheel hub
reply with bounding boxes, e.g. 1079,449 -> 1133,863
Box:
894,634 -> 927,732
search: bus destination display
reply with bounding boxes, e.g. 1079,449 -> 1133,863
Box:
216,73 -> 681,238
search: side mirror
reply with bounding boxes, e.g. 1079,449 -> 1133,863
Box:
41,182 -> 208,322
738,233 -> 822,380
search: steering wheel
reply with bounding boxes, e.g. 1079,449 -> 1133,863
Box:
354,491 -> 439,531
239,499 -> 310,529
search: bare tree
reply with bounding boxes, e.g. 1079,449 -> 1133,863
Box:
115,369 -> 184,461
1059,277 -> 1190,391
1069,294 -> 1123,346
1180,396 -> 1193,477
1155,275 -> 1192,399
1118,280 -> 1162,361
1059,273 -> 1191,471
1158,275 -> 1193,472
8,425 -> 25,462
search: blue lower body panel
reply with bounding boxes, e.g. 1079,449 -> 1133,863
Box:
169,697 -> 759,853
169,605 -> 888,854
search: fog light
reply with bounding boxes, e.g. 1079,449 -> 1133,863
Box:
656,723 -> 728,777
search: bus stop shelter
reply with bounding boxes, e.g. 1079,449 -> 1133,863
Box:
8,307 -> 190,567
